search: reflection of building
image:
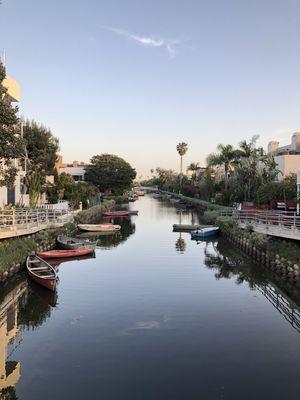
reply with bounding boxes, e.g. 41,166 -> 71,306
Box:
0,282 -> 27,395
55,156 -> 87,181
268,133 -> 300,180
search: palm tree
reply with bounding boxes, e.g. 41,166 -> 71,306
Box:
188,162 -> 200,182
176,142 -> 188,175
207,144 -> 239,190
176,142 -> 188,193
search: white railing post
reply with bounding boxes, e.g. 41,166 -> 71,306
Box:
12,209 -> 16,232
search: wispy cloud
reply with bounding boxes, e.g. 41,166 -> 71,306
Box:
103,26 -> 179,58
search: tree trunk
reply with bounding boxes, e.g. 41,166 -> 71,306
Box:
224,163 -> 228,190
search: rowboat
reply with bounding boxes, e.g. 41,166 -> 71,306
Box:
37,247 -> 94,259
57,235 -> 97,251
103,211 -> 130,217
191,226 -> 219,239
77,224 -> 121,232
26,254 -> 57,291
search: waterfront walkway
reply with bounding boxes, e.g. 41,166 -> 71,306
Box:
0,209 -> 73,240
231,210 -> 300,241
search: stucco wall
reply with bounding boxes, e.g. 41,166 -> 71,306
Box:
275,155 -> 300,180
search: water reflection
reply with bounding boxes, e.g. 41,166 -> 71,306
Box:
0,276 -> 55,399
0,278 -> 27,399
77,218 -> 136,249
203,238 -> 300,334
175,234 -> 186,254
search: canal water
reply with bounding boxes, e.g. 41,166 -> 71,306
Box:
1,195 -> 300,400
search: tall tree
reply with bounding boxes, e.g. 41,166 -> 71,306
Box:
176,142 -> 188,193
207,144 -> 239,190
22,120 -> 59,204
176,142 -> 188,175
85,154 -> 136,195
0,62 -> 24,187
23,120 -> 59,175
188,162 -> 200,182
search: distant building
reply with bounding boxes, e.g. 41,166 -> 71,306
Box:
268,133 -> 300,180
56,156 -> 87,181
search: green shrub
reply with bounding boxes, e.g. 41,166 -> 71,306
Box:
201,210 -> 219,224
248,232 -> 269,250
0,238 -> 37,272
74,200 -> 115,224
215,216 -> 238,233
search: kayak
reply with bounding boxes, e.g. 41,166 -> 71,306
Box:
37,247 -> 94,259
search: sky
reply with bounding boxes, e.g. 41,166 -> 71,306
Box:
0,0 -> 300,178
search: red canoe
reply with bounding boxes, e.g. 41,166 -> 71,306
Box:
103,211 -> 130,217
37,247 -> 94,259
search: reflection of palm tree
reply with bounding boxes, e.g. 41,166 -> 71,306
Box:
176,236 -> 186,253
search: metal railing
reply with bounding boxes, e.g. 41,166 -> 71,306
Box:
255,283 -> 300,334
232,210 -> 300,231
0,208 -> 69,232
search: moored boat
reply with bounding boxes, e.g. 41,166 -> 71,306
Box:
103,211 -> 130,217
169,197 -> 181,203
37,247 -> 94,259
128,210 -> 139,216
26,254 -> 57,291
57,235 -> 97,251
77,224 -> 121,232
191,226 -> 219,239
173,224 -> 210,232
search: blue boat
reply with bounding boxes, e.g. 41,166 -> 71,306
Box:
191,226 -> 219,239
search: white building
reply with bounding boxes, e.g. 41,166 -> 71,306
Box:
56,156 -> 86,181
268,133 -> 300,181
0,75 -> 29,207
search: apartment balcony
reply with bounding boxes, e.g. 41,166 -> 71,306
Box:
3,75 -> 20,102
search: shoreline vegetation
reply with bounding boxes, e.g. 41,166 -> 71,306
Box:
0,200 -> 116,283
216,216 -> 300,290
157,190 -> 300,289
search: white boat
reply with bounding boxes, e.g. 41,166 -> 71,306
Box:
77,224 -> 121,232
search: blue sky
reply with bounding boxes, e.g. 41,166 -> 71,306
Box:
1,0 -> 300,177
